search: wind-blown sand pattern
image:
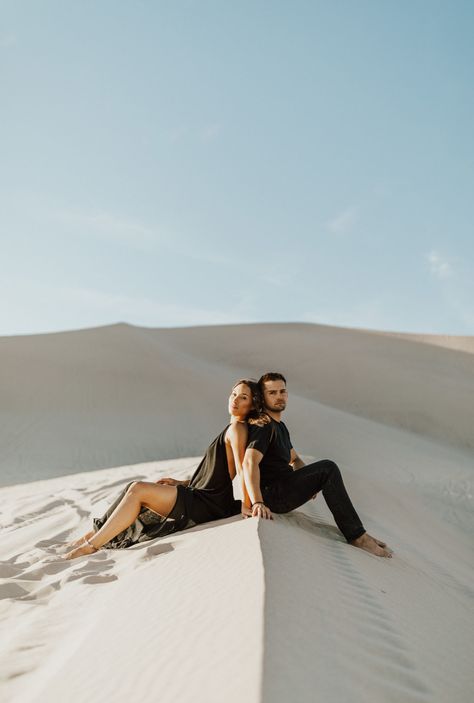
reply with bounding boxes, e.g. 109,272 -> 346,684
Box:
1,322 -> 473,702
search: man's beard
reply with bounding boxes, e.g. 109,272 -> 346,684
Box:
265,402 -> 286,413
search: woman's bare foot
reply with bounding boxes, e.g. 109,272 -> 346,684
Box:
62,538 -> 100,561
62,530 -> 96,552
63,538 -> 84,551
350,532 -> 393,557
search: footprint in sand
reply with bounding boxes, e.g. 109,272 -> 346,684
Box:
0,582 -> 31,600
63,553 -> 117,582
0,579 -> 61,602
0,563 -> 24,578
81,574 -> 118,584
19,580 -> 61,601
142,543 -> 174,560
22,556 -> 73,577
65,571 -> 118,584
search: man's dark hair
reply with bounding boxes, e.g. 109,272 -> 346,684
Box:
258,372 -> 287,391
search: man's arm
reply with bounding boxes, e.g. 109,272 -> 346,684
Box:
242,448 -> 273,519
289,448 -> 306,471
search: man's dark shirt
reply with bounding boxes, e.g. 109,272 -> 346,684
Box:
246,419 -> 294,485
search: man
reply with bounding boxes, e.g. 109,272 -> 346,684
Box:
242,372 -> 392,558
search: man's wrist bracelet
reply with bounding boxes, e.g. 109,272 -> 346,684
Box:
252,501 -> 264,507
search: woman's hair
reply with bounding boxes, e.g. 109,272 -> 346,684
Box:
231,378 -> 271,426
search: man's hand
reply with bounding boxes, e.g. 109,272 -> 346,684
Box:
251,502 -> 273,520
156,477 -> 181,486
241,504 -> 253,519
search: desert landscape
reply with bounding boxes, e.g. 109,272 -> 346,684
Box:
1,321 -> 473,702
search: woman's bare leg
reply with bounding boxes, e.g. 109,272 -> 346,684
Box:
63,482 -> 178,560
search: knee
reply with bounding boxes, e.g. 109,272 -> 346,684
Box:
322,459 -> 341,477
127,481 -> 145,495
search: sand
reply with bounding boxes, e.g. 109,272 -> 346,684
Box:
1,322 -> 473,702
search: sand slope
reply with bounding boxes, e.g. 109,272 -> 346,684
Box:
1,322 -> 473,487
1,434 -> 473,703
1,322 -> 473,702
0,460 -> 263,703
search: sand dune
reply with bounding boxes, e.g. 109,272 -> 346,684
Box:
1,322 -> 473,487
1,322 -> 473,702
367,328 -> 474,354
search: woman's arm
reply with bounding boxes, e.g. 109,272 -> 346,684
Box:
289,448 -> 306,471
226,423 -> 252,511
156,477 -> 190,486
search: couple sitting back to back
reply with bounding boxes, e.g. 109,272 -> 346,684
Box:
63,373 -> 392,559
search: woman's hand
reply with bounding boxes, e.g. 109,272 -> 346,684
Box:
241,504 -> 253,519
155,477 -> 180,486
251,502 -> 273,520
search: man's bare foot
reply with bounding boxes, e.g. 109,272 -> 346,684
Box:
350,532 -> 393,558
62,539 -> 100,561
366,533 -> 392,551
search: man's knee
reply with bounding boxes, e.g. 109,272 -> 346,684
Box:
321,459 -> 341,479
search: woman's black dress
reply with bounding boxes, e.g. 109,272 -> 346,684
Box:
92,425 -> 241,549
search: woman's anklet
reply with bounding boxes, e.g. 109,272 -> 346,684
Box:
84,536 -> 100,552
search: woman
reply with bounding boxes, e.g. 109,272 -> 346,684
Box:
62,379 -> 261,560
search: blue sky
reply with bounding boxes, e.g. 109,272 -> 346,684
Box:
1,0 -> 473,336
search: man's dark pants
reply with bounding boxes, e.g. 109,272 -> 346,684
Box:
261,459 -> 366,542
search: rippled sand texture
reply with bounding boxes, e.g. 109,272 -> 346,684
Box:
1,322 -> 473,702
